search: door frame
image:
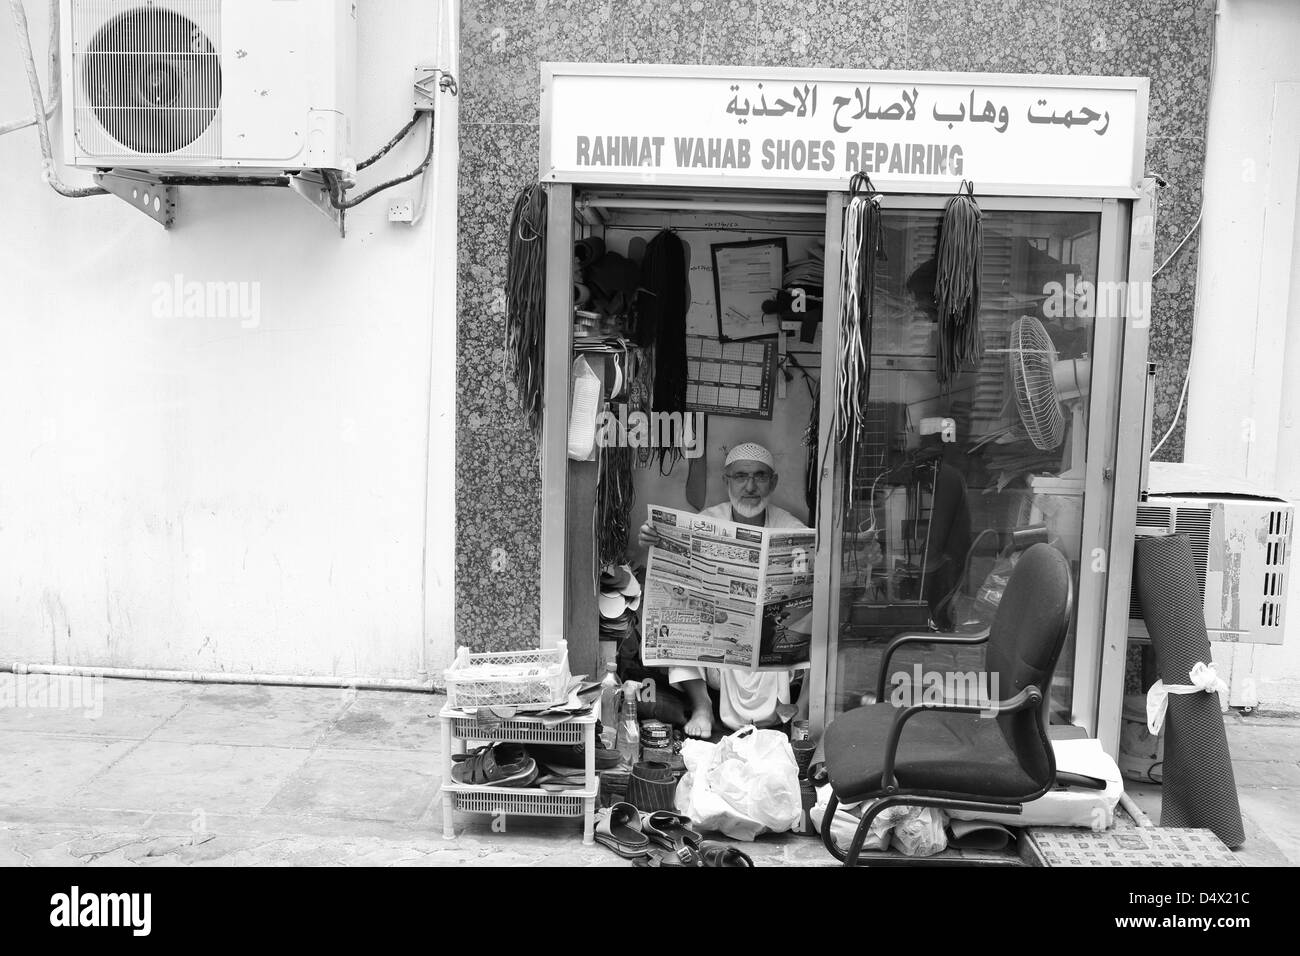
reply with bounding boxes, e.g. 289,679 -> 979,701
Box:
812,193 -> 1133,734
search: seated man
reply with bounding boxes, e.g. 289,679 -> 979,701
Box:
637,442 -> 811,739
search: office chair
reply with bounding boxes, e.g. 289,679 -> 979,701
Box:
814,542 -> 1074,866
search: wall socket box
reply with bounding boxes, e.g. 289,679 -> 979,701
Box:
388,198 -> 415,223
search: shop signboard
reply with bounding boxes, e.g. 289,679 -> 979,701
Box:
542,63 -> 1148,197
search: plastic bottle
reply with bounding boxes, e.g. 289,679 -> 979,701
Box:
616,679 -> 642,766
598,663 -> 620,750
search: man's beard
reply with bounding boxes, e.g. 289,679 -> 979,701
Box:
730,491 -> 768,519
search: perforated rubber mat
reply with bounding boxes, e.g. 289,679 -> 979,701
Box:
1134,534 -> 1245,848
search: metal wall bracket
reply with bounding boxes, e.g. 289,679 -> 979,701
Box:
288,170 -> 342,233
93,171 -> 176,228
414,65 -> 456,111
414,67 -> 441,112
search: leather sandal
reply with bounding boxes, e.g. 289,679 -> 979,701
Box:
697,841 -> 755,867
640,810 -> 703,852
450,743 -> 538,787
594,802 -> 651,859
633,844 -> 704,867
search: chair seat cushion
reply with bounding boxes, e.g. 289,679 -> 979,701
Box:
823,703 -> 1039,802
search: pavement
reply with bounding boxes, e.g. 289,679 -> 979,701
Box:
0,675 -> 1295,867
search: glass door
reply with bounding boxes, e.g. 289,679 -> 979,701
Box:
823,202 -> 1107,725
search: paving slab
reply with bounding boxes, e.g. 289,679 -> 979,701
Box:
1233,789 -> 1300,864
1224,720 -> 1300,762
1232,759 -> 1300,789
149,684 -> 351,749
0,675 -> 190,739
264,747 -> 441,822
0,733 -> 140,806
73,741 -> 313,815
317,690 -> 444,752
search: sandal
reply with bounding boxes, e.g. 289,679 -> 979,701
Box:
450,743 -> 539,787
697,841 -> 755,867
633,845 -> 703,867
640,810 -> 702,852
593,802 -> 651,859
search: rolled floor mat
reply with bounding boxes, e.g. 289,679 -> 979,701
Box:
1134,534 -> 1245,847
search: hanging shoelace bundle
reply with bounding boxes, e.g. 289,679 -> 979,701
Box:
836,173 -> 884,521
640,229 -> 689,471
934,180 -> 983,392
596,441 -> 635,570
505,183 -> 548,435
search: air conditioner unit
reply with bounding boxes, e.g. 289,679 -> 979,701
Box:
1129,464 -> 1293,645
60,0 -> 357,175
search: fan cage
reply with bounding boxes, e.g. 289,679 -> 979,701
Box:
1008,315 -> 1065,450
73,0 -> 223,158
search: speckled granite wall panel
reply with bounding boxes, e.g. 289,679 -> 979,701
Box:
1143,133 -> 1205,464
903,0 -> 1066,73
455,121 -> 544,651
456,0 -> 1214,650
757,1 -> 906,69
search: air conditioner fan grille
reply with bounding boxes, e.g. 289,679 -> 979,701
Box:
74,2 -> 222,157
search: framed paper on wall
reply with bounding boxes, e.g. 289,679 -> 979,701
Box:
711,237 -> 786,342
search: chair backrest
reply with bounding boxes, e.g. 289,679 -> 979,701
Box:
984,542 -> 1074,794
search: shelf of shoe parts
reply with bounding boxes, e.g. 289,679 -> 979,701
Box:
438,703 -> 598,844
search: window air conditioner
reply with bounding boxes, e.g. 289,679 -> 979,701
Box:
1129,464 -> 1293,645
60,0 -> 357,175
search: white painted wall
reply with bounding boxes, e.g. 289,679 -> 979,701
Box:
0,1 -> 458,681
1185,0 -> 1300,710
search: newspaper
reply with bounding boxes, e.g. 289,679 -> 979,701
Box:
640,505 -> 816,671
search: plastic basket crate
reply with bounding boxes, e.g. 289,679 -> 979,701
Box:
443,640 -> 570,710
445,783 -> 595,818
448,713 -> 591,745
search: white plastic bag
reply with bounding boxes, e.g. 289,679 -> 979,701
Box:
891,806 -> 948,856
809,788 -> 947,856
566,357 -> 601,460
675,726 -> 801,841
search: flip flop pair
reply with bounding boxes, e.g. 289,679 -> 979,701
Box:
595,806 -> 703,860
596,807 -> 754,867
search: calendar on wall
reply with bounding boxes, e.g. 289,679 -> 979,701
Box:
684,335 -> 777,421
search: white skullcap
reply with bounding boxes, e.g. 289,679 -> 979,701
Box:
725,442 -> 775,469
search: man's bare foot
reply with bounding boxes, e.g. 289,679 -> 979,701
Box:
685,707 -> 713,739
